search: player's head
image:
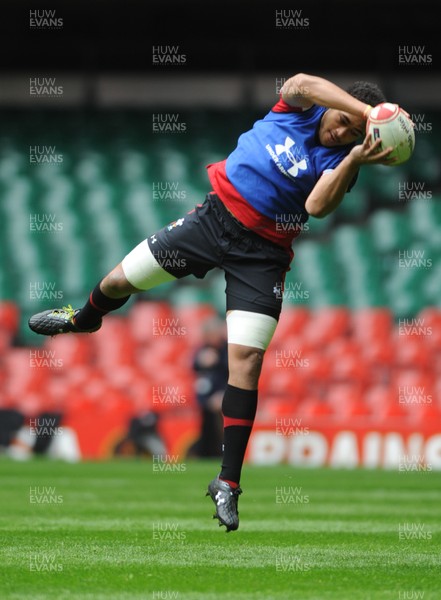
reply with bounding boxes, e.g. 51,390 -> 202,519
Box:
346,80 -> 386,107
319,80 -> 386,148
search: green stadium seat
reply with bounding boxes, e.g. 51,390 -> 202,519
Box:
305,214 -> 333,235
406,137 -> 441,185
357,164 -> 403,205
336,185 -> 369,220
407,195 -> 441,250
289,241 -> 346,307
368,210 -> 411,254
423,262 -> 441,307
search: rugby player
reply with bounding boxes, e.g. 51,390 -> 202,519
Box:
29,73 -> 393,531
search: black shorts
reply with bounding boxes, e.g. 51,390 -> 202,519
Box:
147,193 -> 292,320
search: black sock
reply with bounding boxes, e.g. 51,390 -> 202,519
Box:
73,283 -> 130,330
219,385 -> 258,486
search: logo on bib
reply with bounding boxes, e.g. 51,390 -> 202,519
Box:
266,136 -> 308,179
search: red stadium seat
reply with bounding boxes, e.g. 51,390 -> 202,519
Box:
128,301 -> 175,345
269,332 -> 306,353
417,307 -> 441,328
297,397 -> 335,418
93,315 -> 137,366
173,303 -> 219,347
326,383 -> 371,417
364,385 -> 408,419
379,401 -> 409,419
351,307 -> 393,341
302,306 -> 351,348
303,350 -> 333,383
336,399 -> 372,418
416,308 -> 441,353
435,379 -> 441,404
260,364 -> 308,399
329,352 -> 371,386
392,333 -> 431,370
273,306 -> 310,340
325,338 -> 371,385
136,336 -> 191,375
361,337 -> 396,368
364,385 -> 395,408
392,369 -> 435,391
406,401 -> 441,421
0,301 -> 20,335
5,347 -> 50,397
0,330 -> 11,358
16,391 -> 48,418
391,370 -> 436,420
257,397 -> 299,421
44,333 -> 94,367
326,382 -> 364,404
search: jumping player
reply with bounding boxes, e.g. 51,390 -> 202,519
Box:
29,73 -> 394,532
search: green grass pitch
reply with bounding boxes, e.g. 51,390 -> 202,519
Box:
0,458 -> 440,599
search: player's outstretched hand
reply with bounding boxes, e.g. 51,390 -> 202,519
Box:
350,133 -> 395,166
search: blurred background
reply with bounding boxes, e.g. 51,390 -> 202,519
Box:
0,0 -> 440,466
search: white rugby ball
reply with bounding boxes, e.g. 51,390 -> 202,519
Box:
366,102 -> 415,166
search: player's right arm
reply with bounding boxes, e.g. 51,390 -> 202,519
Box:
281,73 -> 371,119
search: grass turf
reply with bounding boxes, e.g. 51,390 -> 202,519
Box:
0,458 -> 439,599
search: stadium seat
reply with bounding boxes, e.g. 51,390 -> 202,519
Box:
274,306 -> 310,339
393,334 -> 432,371
417,307 -> 441,329
302,306 -> 351,347
290,240 -> 346,307
407,197 -> 441,245
357,163 -> 402,205
368,210 -> 410,254
92,316 -> 138,370
423,262 -> 441,309
14,391 -> 49,418
0,330 -> 11,358
257,397 -> 300,421
172,303 -> 220,348
351,307 -> 394,341
4,348 -> 50,399
303,350 -> 333,384
128,300 -> 176,345
333,397 -> 372,418
297,397 -> 335,418
408,402 -> 441,421
361,337 -> 396,370
329,353 -> 371,387
364,385 -> 409,419
44,333 -> 95,367
380,400 -> 409,419
392,370 -> 435,397
326,381 -> 364,404
0,301 -> 20,335
260,363 -> 308,399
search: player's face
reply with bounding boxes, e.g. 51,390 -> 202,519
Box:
319,109 -> 365,147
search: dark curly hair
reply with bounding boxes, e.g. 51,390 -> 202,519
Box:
346,81 -> 386,106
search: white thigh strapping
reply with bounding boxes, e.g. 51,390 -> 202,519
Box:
121,240 -> 176,291
226,310 -> 278,350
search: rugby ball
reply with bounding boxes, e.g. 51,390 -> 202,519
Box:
366,102 -> 415,166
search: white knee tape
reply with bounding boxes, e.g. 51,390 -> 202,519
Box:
121,240 -> 176,291
226,310 -> 278,350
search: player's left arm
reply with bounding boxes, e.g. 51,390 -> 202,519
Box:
305,135 -> 393,218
